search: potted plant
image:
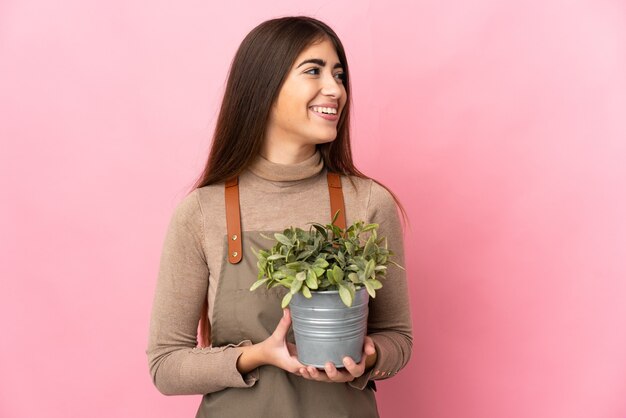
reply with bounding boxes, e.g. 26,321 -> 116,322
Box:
249,211 -> 405,368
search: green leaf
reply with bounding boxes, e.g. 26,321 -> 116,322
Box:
326,269 -> 335,284
272,271 -> 286,279
306,269 -> 318,289
249,278 -> 268,291
313,267 -> 326,277
295,271 -> 306,281
388,260 -> 405,270
296,250 -> 314,261
364,280 -> 376,298
302,286 -> 312,298
281,292 -> 293,308
259,232 -> 274,241
314,258 -> 329,269
286,261 -> 305,270
363,236 -> 376,258
345,241 -> 355,256
364,258 -> 375,279
291,278 -> 303,294
346,281 -> 356,300
274,233 -> 293,246
368,279 -> 383,290
354,257 -> 366,270
267,254 -> 284,261
310,223 -> 328,240
362,223 -> 379,232
338,284 -> 353,307
348,272 -> 359,283
332,265 -> 344,282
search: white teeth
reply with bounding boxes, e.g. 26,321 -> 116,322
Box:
311,106 -> 337,115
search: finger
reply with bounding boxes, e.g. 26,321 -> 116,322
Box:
305,366 -> 324,382
299,367 -> 312,380
364,339 -> 376,356
324,362 -> 344,381
342,356 -> 364,378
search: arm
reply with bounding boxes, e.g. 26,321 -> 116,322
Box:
146,190 -> 258,395
348,180 -> 413,390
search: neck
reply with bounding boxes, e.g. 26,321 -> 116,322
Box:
259,138 -> 317,165
247,146 -> 324,182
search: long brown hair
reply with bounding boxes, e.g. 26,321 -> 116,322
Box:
192,16 -> 410,348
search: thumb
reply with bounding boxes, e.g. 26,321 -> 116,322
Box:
272,308 -> 291,338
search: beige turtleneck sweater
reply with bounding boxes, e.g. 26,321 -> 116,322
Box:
146,149 -> 412,395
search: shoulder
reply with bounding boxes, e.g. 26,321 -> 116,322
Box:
167,189 -> 203,229
170,183 -> 223,225
366,178 -> 399,219
194,183 -> 225,214
337,172 -> 372,196
337,173 -> 395,208
337,173 -> 399,219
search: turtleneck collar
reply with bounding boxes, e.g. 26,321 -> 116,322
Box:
246,148 -> 324,182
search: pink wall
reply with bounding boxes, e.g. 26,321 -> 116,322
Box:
1,1 -> 625,417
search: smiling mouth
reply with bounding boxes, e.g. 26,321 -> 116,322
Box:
309,105 -> 338,116
309,108 -> 339,121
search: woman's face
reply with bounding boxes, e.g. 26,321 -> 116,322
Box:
264,37 -> 347,150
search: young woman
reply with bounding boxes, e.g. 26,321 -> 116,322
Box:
146,15 -> 413,418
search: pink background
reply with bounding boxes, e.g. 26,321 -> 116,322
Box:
1,1 -> 625,417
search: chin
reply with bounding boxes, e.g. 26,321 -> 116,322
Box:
316,136 -> 337,144
316,131 -> 339,143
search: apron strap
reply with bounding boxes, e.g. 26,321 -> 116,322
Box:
225,176 -> 243,264
224,171 -> 347,265
326,172 -> 347,231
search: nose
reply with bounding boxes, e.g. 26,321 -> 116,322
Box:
321,72 -> 343,99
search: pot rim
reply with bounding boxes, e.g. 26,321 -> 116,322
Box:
308,286 -> 366,294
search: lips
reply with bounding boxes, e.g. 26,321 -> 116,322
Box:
309,102 -> 338,109
310,107 -> 339,121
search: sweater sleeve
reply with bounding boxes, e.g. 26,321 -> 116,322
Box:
146,190 -> 259,395
349,180 -> 413,390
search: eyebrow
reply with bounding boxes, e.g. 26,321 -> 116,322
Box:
296,58 -> 343,70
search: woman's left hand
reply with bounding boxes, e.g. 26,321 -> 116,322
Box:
297,336 -> 376,383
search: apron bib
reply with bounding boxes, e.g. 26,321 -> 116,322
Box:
195,172 -> 379,418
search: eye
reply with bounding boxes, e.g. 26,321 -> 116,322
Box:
304,67 -> 345,82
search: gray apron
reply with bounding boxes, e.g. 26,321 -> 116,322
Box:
195,173 -> 379,418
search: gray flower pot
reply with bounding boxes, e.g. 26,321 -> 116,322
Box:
290,287 -> 369,368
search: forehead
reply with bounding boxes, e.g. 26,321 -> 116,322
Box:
292,38 -> 341,67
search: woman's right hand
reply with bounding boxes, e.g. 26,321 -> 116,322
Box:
260,308 -> 305,374
236,308 -> 305,375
